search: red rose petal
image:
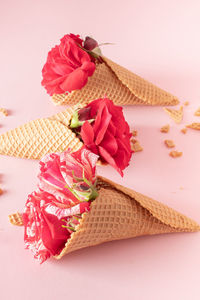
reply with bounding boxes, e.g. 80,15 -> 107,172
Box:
81,121 -> 95,145
93,105 -> 112,145
99,130 -> 118,156
81,61 -> 96,76
98,146 -> 123,176
60,68 -> 88,92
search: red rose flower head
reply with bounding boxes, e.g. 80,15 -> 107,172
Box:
23,148 -> 99,263
70,98 -> 133,176
41,34 -> 96,96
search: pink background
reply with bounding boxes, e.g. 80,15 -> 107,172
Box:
1,1 -> 200,299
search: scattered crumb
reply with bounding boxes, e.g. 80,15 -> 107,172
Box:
169,151 -> 183,158
132,130 -> 138,137
194,107 -> 200,116
0,108 -> 8,116
164,139 -> 175,148
184,101 -> 189,106
0,188 -> 3,195
181,128 -> 187,134
180,187 -> 184,190
8,212 -> 24,226
160,124 -> 170,133
131,139 -> 143,152
163,106 -> 183,124
186,123 -> 200,131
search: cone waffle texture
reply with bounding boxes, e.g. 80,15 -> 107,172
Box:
9,212 -> 23,226
52,57 -> 179,106
55,176 -> 199,259
164,106 -> 183,123
187,123 -> 200,130
0,104 -> 84,160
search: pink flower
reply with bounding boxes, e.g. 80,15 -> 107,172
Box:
41,34 -> 96,96
23,148 -> 99,263
38,148 -> 98,203
23,190 -> 90,263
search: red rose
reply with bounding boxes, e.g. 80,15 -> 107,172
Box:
41,34 -> 96,96
23,148 -> 98,263
78,98 -> 133,176
23,191 -> 70,262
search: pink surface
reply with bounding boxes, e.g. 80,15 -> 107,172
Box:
1,1 -> 200,299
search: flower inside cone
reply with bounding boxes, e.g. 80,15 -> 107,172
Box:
23,148 -> 98,263
70,98 -> 133,176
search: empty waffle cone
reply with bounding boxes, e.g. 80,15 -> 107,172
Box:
0,104 -> 84,159
55,176 -> 200,259
52,57 -> 179,106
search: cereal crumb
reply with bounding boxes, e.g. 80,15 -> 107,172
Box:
131,139 -> 143,152
169,151 -> 183,158
0,108 -> 8,116
184,101 -> 189,106
186,123 -> 200,130
194,107 -> 200,116
8,212 -> 24,226
132,130 -> 138,137
163,106 -> 183,124
164,139 -> 175,148
160,124 -> 170,133
181,128 -> 187,134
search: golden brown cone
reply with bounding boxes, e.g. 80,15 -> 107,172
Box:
55,176 -> 200,259
0,104 -> 84,160
52,57 -> 179,106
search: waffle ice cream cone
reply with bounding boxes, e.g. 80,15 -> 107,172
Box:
0,104 -> 84,160
55,176 -> 199,258
52,57 -> 179,106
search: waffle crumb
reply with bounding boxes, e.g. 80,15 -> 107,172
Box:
160,124 -> 170,133
132,130 -> 138,137
169,151 -> 183,158
184,101 -> 189,106
8,212 -> 23,226
163,106 -> 183,124
0,188 -> 3,195
181,128 -> 187,134
194,107 -> 200,116
0,108 -> 8,116
164,139 -> 175,148
131,139 -> 143,152
180,187 -> 184,190
186,123 -> 200,130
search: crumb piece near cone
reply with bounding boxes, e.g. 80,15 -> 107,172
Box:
184,101 -> 189,106
131,139 -> 143,152
169,151 -> 183,158
160,124 -> 170,133
180,187 -> 184,190
164,139 -> 175,148
181,128 -> 187,134
194,107 -> 200,116
163,106 -> 183,124
132,130 -> 138,137
186,123 -> 200,131
0,188 -> 3,195
9,212 -> 23,226
0,108 -> 8,116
